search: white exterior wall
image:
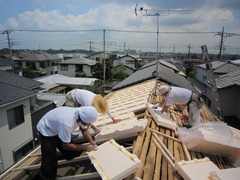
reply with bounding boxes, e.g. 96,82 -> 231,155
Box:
113,57 -> 135,68
113,59 -> 122,67
196,67 -> 208,84
0,98 -> 33,171
83,65 -> 92,76
58,64 -> 92,77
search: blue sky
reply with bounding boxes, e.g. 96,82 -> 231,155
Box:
0,0 -> 240,54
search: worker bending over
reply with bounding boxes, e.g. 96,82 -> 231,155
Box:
65,89 -> 121,135
152,85 -> 204,128
37,106 -> 98,179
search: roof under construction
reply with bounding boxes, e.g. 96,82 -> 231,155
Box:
0,79 -> 238,180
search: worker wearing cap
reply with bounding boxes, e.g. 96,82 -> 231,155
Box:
152,85 -> 202,128
37,106 -> 98,179
65,89 -> 121,134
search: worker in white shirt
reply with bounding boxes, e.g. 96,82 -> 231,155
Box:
65,89 -> 121,135
37,106 -> 98,179
152,85 -> 204,128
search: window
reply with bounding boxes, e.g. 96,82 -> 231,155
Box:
75,65 -> 83,73
7,105 -> 25,130
61,65 -> 68,71
202,75 -> 207,83
126,60 -> 135,64
13,140 -> 33,162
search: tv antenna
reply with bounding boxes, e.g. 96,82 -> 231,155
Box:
135,4 -> 194,86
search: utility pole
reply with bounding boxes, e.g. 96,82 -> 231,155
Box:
218,27 -> 224,60
215,26 -> 239,60
103,29 -> 106,83
187,44 -> 191,61
135,5 -> 193,86
89,40 -> 93,56
2,29 -> 14,55
201,45 -> 224,121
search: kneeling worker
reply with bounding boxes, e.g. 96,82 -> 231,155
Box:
37,106 -> 98,179
65,89 -> 121,135
152,85 -> 204,128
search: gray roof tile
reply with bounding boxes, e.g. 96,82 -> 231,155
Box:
0,71 -> 43,106
215,69 -> 240,89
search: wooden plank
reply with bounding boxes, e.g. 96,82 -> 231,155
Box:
143,120 -> 158,180
166,129 -> 175,180
135,124 -> 152,178
152,132 -> 175,161
151,129 -> 180,142
57,172 -> 100,180
153,127 -> 163,180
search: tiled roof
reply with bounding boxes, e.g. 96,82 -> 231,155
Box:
113,60 -> 195,92
197,61 -> 226,70
16,52 -> 61,61
213,62 -> 240,74
0,57 -> 16,67
215,69 -> 240,89
0,71 -> 42,106
34,74 -> 97,91
0,79 -> 233,180
58,56 -> 96,65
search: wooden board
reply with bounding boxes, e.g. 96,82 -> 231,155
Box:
87,139 -> 142,180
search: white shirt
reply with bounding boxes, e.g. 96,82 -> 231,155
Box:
37,107 -> 80,143
71,89 -> 114,118
166,86 -> 192,106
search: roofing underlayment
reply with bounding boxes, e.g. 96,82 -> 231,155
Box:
1,79 -> 239,180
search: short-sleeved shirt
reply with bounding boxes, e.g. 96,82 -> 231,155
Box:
71,89 -> 95,106
36,107 -> 80,143
165,86 -> 192,106
70,89 -> 114,118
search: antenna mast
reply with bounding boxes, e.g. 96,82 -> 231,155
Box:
135,5 -> 193,86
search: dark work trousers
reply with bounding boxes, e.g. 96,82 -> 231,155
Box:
38,132 -> 80,180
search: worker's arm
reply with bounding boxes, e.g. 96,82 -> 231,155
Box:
62,142 -> 94,152
80,128 -> 96,146
161,105 -> 170,113
108,111 -> 121,123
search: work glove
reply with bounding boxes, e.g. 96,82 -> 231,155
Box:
152,103 -> 159,109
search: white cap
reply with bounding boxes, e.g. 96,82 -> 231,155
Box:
78,106 -> 98,124
157,85 -> 169,96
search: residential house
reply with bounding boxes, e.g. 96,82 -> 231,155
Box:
113,64 -> 135,76
88,51 -> 107,62
196,61 -> 240,86
232,59 -> 240,66
205,70 -> 240,127
34,74 -> 98,92
0,56 -> 16,73
0,70 -> 43,173
112,54 -> 139,69
14,52 -> 62,76
1,59 -> 237,180
58,56 -> 96,77
138,55 -> 156,66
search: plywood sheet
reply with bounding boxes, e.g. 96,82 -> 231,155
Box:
147,102 -> 177,131
175,158 -> 219,180
209,167 -> 240,180
87,139 -> 142,180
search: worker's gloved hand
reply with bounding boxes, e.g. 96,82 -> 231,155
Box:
94,144 -> 98,150
152,103 -> 159,109
87,145 -> 95,152
154,109 -> 162,115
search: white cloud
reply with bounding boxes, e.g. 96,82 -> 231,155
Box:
7,17 -> 19,28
